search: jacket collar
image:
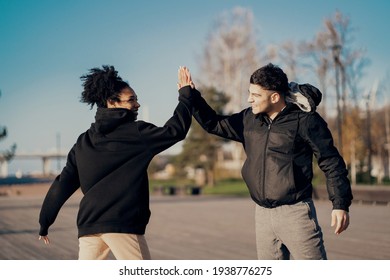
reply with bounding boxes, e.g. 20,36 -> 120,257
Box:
255,103 -> 300,124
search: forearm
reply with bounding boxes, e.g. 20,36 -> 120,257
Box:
39,176 -> 79,235
180,87 -> 244,142
316,148 -> 352,210
322,161 -> 353,211
139,88 -> 193,155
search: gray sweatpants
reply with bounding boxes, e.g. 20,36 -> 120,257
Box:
255,199 -> 327,260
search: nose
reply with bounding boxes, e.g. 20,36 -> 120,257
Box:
247,94 -> 253,103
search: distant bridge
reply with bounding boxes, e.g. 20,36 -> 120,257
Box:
0,152 -> 67,177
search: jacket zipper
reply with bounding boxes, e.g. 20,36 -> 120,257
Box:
260,120 -> 272,202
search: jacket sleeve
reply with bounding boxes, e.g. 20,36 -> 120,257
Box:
39,145 -> 80,236
302,113 -> 353,211
181,86 -> 245,143
137,86 -> 194,155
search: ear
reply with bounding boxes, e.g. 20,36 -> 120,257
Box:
107,99 -> 117,108
270,92 -> 281,104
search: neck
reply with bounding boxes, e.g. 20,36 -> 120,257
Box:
268,103 -> 287,120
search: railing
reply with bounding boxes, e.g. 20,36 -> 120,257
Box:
0,153 -> 67,177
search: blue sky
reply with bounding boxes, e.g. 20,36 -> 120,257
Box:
1,0 -> 389,175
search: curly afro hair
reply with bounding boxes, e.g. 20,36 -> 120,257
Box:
80,65 -> 130,108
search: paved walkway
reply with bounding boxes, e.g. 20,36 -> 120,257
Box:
0,192 -> 389,260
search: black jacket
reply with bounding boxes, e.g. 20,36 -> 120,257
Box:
39,87 -> 193,237
185,87 -> 352,211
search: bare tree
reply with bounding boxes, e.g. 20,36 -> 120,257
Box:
198,7 -> 260,113
174,87 -> 229,186
300,11 -> 368,157
372,74 -> 390,182
299,32 -> 331,117
194,7 -> 262,178
273,40 -> 301,82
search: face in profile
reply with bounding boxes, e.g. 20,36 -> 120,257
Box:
107,87 -> 140,119
247,84 -> 274,115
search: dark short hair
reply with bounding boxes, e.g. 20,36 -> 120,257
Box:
250,63 -> 289,96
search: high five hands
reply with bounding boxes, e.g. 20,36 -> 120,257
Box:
178,66 -> 195,90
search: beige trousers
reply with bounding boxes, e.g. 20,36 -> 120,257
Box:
78,233 -> 151,260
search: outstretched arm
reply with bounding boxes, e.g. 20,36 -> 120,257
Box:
38,146 -> 80,241
136,67 -> 196,155
177,66 -> 245,143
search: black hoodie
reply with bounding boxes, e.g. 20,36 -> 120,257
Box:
39,87 -> 193,237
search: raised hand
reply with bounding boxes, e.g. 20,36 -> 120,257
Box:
177,66 -> 195,89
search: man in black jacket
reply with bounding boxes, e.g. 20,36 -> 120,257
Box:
178,64 -> 352,260
38,65 -> 193,259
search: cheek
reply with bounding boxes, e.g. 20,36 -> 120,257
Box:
129,103 -> 137,109
259,97 -> 269,105
254,98 -> 263,106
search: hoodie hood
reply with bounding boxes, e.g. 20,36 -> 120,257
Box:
286,82 -> 322,112
91,107 -> 136,134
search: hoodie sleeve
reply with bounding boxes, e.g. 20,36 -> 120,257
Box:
39,145 -> 80,236
136,86 -> 193,155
